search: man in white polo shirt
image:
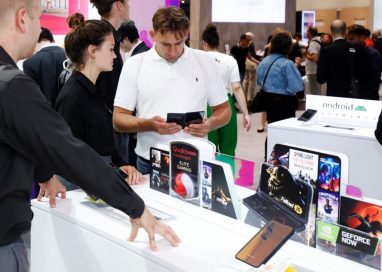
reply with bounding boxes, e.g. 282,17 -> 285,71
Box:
113,7 -> 231,174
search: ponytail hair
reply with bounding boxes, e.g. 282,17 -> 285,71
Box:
202,23 -> 219,49
64,19 -> 112,68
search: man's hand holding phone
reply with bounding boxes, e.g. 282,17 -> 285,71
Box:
151,116 -> 182,135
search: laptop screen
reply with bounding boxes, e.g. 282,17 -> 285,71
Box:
259,163 -> 313,221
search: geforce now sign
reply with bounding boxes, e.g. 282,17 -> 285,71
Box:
337,228 -> 379,255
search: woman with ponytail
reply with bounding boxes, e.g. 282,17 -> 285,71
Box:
55,18 -> 143,187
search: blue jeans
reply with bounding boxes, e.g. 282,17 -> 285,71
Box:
0,231 -> 30,272
136,156 -> 150,175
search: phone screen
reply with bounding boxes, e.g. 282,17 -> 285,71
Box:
297,109 -> 317,121
235,220 -> 294,268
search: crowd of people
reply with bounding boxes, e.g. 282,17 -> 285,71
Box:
1,0 -> 382,271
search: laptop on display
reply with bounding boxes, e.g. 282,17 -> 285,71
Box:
243,162 -> 313,232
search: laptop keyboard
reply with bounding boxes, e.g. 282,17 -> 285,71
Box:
243,193 -> 305,232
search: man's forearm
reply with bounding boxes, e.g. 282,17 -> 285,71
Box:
209,102 -> 231,131
113,110 -> 153,133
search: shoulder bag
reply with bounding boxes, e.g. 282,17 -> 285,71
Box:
250,56 -> 282,113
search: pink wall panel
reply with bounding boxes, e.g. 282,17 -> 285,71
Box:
40,0 -> 88,35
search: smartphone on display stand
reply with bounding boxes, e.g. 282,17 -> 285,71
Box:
235,220 -> 294,268
297,109 -> 317,122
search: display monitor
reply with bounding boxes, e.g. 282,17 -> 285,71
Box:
211,0 -> 285,23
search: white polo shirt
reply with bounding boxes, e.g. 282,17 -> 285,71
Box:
206,51 -> 241,94
114,45 -> 227,160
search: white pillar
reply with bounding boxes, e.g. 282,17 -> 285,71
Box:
371,0 -> 382,30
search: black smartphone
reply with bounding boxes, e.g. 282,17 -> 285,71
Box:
166,113 -> 185,126
184,111 -> 204,126
297,109 -> 317,122
166,111 -> 204,128
235,220 -> 294,268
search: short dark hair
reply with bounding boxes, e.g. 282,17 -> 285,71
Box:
202,23 -> 219,49
240,33 -> 248,41
152,7 -> 189,39
365,28 -> 371,37
269,31 -> 292,55
38,27 -> 54,43
307,26 -> 318,37
64,19 -> 112,68
118,20 -> 139,43
293,32 -> 302,40
347,24 -> 367,37
90,0 -> 125,18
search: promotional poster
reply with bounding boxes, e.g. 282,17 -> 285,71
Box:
150,147 -> 170,194
202,161 -> 236,219
288,148 -> 318,187
316,219 -> 381,270
201,164 -> 212,209
170,142 -> 200,201
340,196 -> 382,237
317,156 -> 341,193
317,190 -> 339,223
267,144 -> 346,247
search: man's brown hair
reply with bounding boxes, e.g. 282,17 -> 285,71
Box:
152,7 -> 189,39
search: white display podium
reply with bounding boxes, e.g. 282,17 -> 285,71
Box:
31,183 -> 377,272
268,95 -> 382,200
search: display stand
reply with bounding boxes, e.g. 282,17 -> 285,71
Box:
267,95 -> 382,200
31,184 -> 378,272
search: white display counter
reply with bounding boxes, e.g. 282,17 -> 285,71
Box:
31,183 -> 378,272
267,117 -> 382,200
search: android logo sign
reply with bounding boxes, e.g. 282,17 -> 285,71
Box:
355,105 -> 367,111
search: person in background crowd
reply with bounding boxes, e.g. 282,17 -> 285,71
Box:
303,26 -> 322,95
256,31 -> 304,158
0,1 -> 180,271
56,18 -> 143,189
113,7 -> 231,174
321,33 -> 333,47
202,23 -> 251,156
243,32 -> 260,107
364,28 -> 374,48
118,20 -> 150,60
257,31 -> 303,124
373,29 -> 382,56
291,32 -> 305,77
347,24 -> 382,100
90,0 -> 130,163
118,21 -> 150,167
117,20 -> 150,167
255,34 -> 274,133
230,33 -> 251,83
317,20 -> 367,98
23,27 -> 66,105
